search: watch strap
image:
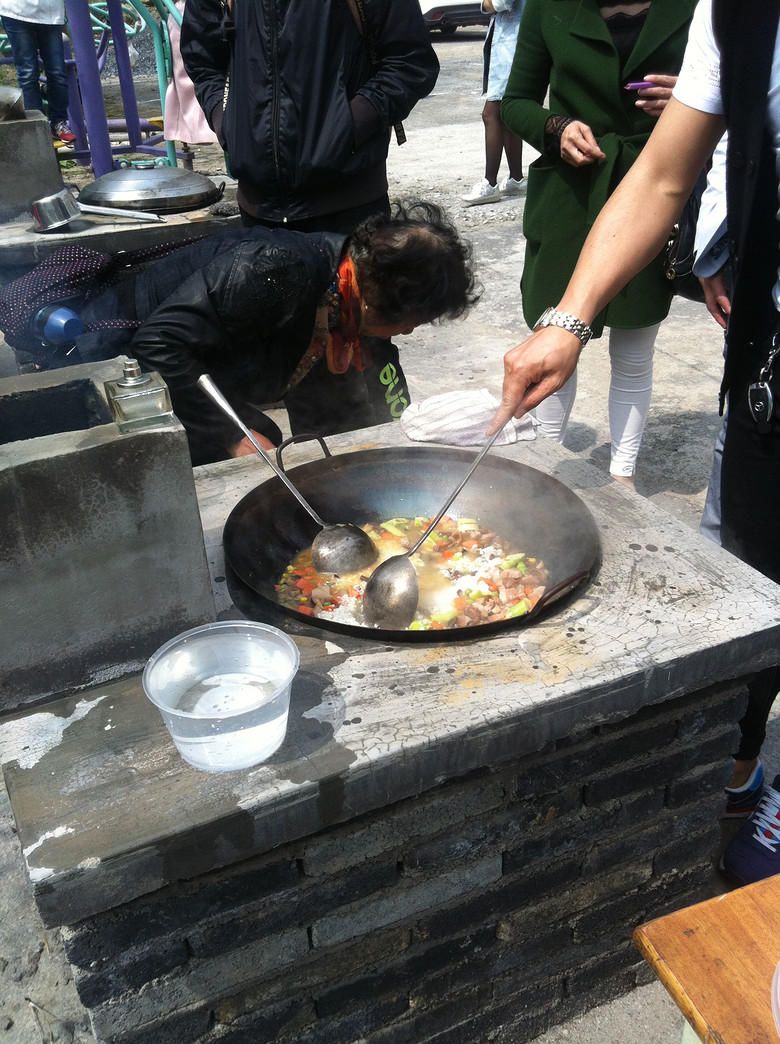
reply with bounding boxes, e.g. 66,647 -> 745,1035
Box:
534,307 -> 593,346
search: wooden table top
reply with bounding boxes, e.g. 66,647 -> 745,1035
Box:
634,875 -> 780,1044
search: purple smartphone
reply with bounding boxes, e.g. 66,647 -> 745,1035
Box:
624,81 -> 655,91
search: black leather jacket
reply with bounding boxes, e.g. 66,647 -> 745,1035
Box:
180,0 -> 439,222
78,227 -> 345,463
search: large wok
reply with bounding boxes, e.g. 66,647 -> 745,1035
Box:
223,441 -> 601,642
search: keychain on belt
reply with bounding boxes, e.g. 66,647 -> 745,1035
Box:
748,334 -> 780,433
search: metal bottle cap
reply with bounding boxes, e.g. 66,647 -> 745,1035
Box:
117,359 -> 151,386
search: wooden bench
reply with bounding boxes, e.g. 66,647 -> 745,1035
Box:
634,874 -> 780,1043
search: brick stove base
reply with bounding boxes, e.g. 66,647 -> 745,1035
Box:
62,680 -> 741,1044
4,434 -> 777,1044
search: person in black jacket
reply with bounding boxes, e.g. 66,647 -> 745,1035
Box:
69,201 -> 478,466
486,0 -> 780,887
179,0 -> 440,437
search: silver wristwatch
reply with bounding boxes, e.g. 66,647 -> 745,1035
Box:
534,307 -> 593,346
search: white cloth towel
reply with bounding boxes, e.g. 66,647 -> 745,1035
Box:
400,389 -> 535,447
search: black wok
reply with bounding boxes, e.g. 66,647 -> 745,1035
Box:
223,440 -> 601,642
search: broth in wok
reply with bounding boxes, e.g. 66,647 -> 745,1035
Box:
276,515 -> 549,632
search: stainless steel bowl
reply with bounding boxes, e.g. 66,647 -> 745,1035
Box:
31,188 -> 82,231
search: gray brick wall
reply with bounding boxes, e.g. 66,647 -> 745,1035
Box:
60,680 -> 744,1044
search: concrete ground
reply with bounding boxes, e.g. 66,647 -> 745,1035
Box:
2,26 -> 778,1044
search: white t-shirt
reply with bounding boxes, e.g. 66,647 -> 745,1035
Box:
0,0 -> 65,24
674,0 -> 780,310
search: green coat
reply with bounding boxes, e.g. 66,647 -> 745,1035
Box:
501,0 -> 697,335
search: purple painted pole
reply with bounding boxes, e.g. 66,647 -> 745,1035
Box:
105,0 -> 143,149
63,0 -> 113,176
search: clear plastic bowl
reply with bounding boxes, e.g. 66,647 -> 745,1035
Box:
142,621 -> 300,772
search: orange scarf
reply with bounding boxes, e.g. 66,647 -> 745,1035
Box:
325,256 -> 370,374
282,257 -> 371,395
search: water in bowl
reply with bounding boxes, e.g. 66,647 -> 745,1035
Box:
170,670 -> 289,771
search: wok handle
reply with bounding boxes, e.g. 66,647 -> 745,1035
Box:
77,201 -> 166,223
532,570 -> 591,615
197,374 -> 327,528
275,433 -> 333,470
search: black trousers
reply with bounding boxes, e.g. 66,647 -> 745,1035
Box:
721,341 -> 780,761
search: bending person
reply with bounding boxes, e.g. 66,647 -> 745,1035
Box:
488,0 -> 780,886
64,202 -> 479,466
500,0 -> 696,490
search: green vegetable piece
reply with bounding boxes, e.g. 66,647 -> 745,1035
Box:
500,553 -> 527,571
506,599 -> 532,618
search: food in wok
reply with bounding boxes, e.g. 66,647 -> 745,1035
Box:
276,515 -> 549,632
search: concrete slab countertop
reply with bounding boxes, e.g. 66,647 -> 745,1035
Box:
0,195 -> 239,271
2,425 -> 779,929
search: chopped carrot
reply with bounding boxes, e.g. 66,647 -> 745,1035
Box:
442,549 -> 456,560
295,578 -> 314,595
297,605 -> 314,615
430,620 -> 444,630
453,596 -> 468,611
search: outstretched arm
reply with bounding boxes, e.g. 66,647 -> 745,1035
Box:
488,98 -> 726,435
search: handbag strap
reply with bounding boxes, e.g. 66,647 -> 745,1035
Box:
344,0 -> 407,145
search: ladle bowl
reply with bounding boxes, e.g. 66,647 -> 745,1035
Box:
197,375 -> 377,575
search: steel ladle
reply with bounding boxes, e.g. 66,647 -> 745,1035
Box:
362,428 -> 503,629
197,374 -> 377,574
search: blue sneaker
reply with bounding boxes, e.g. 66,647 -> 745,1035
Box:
723,760 -> 764,819
720,773 -> 780,886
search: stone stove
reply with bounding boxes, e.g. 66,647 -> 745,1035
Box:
2,426 -> 779,1043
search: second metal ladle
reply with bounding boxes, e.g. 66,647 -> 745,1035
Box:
362,428 -> 503,629
197,374 -> 377,574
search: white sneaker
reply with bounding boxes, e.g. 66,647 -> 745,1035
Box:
499,175 -> 526,196
461,178 -> 501,206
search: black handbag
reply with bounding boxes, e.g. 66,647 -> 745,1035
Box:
663,167 -> 709,302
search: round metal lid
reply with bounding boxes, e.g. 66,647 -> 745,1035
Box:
77,166 -> 223,213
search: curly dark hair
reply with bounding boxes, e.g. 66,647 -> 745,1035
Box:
348,200 -> 481,325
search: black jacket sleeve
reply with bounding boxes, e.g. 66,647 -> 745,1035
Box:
127,242 -> 325,456
349,0 -> 439,146
179,0 -> 231,142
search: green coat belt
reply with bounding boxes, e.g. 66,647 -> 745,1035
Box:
501,0 -> 697,336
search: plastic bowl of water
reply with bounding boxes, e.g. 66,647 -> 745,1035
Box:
142,621 -> 300,772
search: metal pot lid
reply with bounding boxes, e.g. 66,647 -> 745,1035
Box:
77,166 -> 223,213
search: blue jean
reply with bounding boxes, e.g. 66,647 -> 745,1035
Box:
1,16 -> 70,125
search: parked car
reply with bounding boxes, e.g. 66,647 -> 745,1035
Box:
419,0 -> 490,34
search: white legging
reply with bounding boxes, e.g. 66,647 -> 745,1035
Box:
534,323 -> 660,478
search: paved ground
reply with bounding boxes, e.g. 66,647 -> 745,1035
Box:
2,26 -> 778,1044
